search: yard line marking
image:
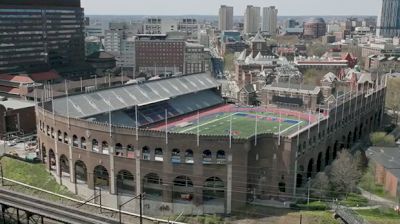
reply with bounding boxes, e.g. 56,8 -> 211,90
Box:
179,113 -> 238,133
279,121 -> 305,135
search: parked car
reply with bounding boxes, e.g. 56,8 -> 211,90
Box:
7,140 -> 16,147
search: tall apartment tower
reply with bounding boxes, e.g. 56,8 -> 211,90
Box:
262,6 -> 278,35
244,5 -> 261,34
377,0 -> 400,37
219,5 -> 234,31
0,0 -> 85,73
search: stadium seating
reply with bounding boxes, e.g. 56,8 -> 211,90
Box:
90,90 -> 223,127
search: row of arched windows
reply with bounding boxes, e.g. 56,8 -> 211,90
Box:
142,146 -> 226,164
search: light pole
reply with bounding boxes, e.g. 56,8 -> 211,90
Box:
307,177 -> 311,206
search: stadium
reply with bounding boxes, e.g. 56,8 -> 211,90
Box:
36,72 -> 386,216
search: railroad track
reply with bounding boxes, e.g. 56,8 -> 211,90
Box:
0,188 -> 120,224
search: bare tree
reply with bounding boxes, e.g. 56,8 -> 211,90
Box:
328,150 -> 362,195
311,172 -> 330,199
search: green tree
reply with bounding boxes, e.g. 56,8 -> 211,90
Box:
223,53 -> 235,73
370,132 -> 395,147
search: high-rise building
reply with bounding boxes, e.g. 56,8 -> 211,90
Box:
178,18 -> 198,37
219,5 -> 234,31
0,0 -> 85,73
262,6 -> 278,35
244,5 -> 261,34
377,0 -> 400,37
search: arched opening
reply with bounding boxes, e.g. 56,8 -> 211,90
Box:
48,149 -> 56,171
353,127 -> 358,142
307,159 -> 314,179
297,165 -> 305,187
81,137 -> 86,149
278,182 -> 286,192
92,139 -> 99,152
101,141 -> 109,153
347,132 -> 352,148
142,146 -> 150,160
185,149 -> 194,164
325,147 -> 330,166
143,173 -> 162,200
296,174 -> 303,187
115,143 -> 124,157
59,154 -> 70,177
93,165 -> 109,189
75,160 -> 87,183
117,170 -> 135,195
203,177 -> 225,208
154,148 -> 163,161
127,145 -> 134,151
171,148 -> 181,163
63,132 -> 68,144
127,145 -> 134,158
57,130 -> 62,141
72,135 -> 79,147
203,150 -> 212,164
173,176 -> 194,203
316,152 -> 322,172
51,127 -> 54,138
41,144 -> 47,164
359,123 -> 363,139
216,150 -> 226,164
333,141 -> 338,160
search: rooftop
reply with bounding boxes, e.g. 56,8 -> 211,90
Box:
50,73 -> 220,118
367,147 -> 400,179
0,98 -> 35,110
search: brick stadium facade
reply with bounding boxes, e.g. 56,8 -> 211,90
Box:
36,77 -> 386,215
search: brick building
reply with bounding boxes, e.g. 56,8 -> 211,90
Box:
367,147 -> 400,198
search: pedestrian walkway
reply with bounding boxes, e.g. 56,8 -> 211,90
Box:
359,187 -> 397,208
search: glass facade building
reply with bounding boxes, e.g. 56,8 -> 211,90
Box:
0,0 -> 84,73
377,0 -> 400,37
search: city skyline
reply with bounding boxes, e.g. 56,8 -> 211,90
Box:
82,0 -> 381,16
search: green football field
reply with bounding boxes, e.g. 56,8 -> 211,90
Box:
169,112 -> 307,138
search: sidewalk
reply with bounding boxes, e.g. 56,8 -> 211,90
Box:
359,187 -> 397,208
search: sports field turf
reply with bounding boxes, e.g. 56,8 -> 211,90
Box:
169,112 -> 307,138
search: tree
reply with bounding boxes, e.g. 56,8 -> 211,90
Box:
370,132 -> 395,147
306,41 -> 328,57
328,150 -> 362,196
223,53 -> 235,73
311,172 -> 330,199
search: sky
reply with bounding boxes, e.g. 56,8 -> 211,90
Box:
82,0 -> 381,16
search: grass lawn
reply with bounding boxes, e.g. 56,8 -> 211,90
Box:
0,156 -> 75,198
339,193 -> 369,207
357,208 -> 400,224
170,112 -> 305,138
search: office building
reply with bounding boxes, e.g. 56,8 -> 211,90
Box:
377,0 -> 400,37
262,6 -> 278,35
219,5 -> 234,31
135,34 -> 185,75
0,0 -> 85,73
119,37 -> 136,71
244,5 -> 261,34
178,18 -> 198,37
303,17 -> 327,38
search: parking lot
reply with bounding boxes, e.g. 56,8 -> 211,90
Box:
0,136 -> 38,160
